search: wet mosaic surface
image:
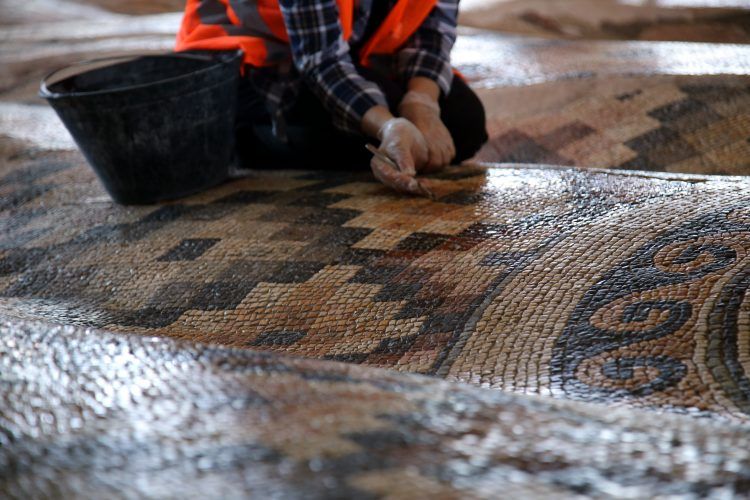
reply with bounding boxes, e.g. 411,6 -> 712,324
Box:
2,318 -> 750,498
2,1 -> 750,496
1,158 -> 749,420
451,31 -> 750,90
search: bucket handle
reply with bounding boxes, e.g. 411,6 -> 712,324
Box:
39,51 -> 241,99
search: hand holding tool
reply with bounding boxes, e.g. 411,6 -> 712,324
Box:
398,90 -> 455,171
366,144 -> 435,199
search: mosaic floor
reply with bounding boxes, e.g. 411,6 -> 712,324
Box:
460,0 -> 750,43
475,75 -> 750,174
2,159 -> 750,421
4,318 -> 750,498
1,0 -> 750,497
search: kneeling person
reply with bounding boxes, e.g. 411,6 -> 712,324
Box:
176,0 -> 488,195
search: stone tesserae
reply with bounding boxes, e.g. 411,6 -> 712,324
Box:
1,0 -> 750,497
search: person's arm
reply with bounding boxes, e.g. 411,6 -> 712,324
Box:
397,1 -> 459,169
279,0 -> 427,194
279,0 -> 388,134
398,1 -> 458,98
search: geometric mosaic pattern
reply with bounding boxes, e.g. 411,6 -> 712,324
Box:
476,76 -> 750,175
2,2 -> 750,495
1,155 -> 749,420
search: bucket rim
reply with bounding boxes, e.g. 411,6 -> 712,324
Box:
39,50 -> 242,100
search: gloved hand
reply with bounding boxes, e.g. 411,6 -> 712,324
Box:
370,117 -> 429,195
398,90 -> 455,171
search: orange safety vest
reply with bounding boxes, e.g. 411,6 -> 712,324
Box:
176,0 -> 439,69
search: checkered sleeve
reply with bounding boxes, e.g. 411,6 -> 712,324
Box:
397,0 -> 459,96
279,0 -> 388,134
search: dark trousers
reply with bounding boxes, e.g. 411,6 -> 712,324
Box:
235,66 -> 489,170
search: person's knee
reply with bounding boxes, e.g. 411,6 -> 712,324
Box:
441,77 -> 489,163
454,100 -> 488,163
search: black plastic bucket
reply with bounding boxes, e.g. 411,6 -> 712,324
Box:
40,51 -> 242,204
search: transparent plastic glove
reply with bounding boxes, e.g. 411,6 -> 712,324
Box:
398,90 -> 455,171
371,117 -> 429,195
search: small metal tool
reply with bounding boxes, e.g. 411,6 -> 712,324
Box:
365,144 -> 436,200
366,143 -> 399,170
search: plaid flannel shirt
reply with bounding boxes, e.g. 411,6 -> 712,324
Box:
249,0 -> 459,136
